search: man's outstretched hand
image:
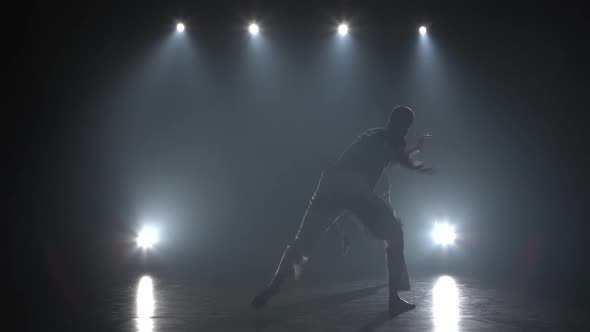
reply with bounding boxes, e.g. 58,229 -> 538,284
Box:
408,134 -> 432,157
416,134 -> 432,149
416,165 -> 436,174
413,134 -> 434,174
395,133 -> 436,173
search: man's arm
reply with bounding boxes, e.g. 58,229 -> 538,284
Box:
398,152 -> 432,172
389,135 -> 435,174
405,134 -> 431,156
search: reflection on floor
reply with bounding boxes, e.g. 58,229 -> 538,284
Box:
432,275 -> 459,332
136,276 -> 154,332
93,274 -> 589,331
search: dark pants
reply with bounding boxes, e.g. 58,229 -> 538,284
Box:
269,169 -> 410,292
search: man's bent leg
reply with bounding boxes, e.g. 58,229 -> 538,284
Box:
347,192 -> 415,317
383,215 -> 410,292
326,213 -> 351,256
380,216 -> 415,316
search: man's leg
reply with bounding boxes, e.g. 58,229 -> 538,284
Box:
249,242 -> 303,309
251,176 -> 340,309
347,191 -> 415,317
382,222 -> 414,316
335,219 -> 351,256
327,213 -> 351,256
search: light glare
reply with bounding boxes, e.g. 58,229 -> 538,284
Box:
432,222 -> 456,246
137,227 -> 157,249
419,26 -> 427,35
338,23 -> 349,36
176,23 -> 185,33
249,23 -> 259,35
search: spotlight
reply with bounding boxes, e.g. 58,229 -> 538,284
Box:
137,227 -> 158,249
338,23 -> 349,36
432,222 -> 456,246
176,23 -> 185,33
419,26 -> 427,35
249,22 -> 259,35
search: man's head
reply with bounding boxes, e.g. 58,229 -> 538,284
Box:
386,105 -> 415,136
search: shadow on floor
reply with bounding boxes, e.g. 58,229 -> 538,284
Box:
353,311 -> 390,332
203,284 -> 387,331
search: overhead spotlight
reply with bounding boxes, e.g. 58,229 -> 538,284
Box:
249,22 -> 259,35
338,23 -> 349,36
176,23 -> 185,33
419,26 -> 427,35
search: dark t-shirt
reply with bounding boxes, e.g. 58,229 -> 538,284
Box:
331,128 -> 405,189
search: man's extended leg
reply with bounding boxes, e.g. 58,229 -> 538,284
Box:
249,242 -> 305,309
251,175 -> 340,309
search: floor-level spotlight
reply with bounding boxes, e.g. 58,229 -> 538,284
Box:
432,222 -> 456,246
137,227 -> 158,249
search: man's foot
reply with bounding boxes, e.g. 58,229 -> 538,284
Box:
388,296 -> 416,318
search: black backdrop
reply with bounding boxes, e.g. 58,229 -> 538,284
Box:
9,1 -> 589,329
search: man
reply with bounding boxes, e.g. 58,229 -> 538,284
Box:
251,105 -> 434,317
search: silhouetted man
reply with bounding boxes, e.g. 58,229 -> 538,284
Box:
251,105 -> 435,317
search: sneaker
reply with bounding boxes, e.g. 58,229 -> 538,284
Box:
389,296 -> 416,317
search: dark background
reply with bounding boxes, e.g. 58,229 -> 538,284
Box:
9,0 -> 588,330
